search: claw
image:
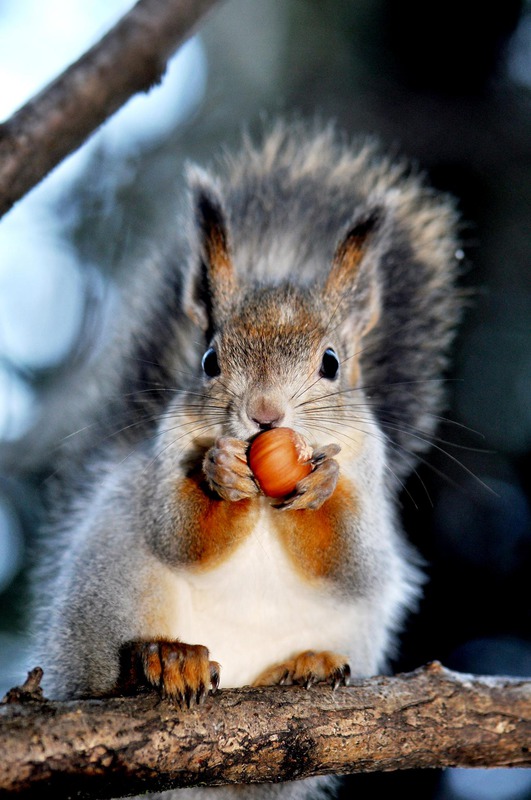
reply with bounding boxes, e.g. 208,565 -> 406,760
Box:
304,673 -> 317,689
196,682 -> 206,704
164,686 -> 184,706
184,685 -> 194,708
331,663 -> 351,690
210,662 -> 221,693
279,669 -> 290,685
272,498 -> 293,511
311,443 -> 341,465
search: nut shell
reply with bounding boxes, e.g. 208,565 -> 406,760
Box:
248,427 -> 312,498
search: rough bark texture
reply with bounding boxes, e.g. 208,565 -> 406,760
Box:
1,663 -> 529,799
0,0 -> 222,218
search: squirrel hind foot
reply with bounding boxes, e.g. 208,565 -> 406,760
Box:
252,650 -> 350,690
120,640 -> 220,706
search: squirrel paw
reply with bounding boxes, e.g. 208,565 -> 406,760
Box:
203,437 -> 260,502
275,444 -> 340,510
252,649 -> 350,690
138,640 -> 220,706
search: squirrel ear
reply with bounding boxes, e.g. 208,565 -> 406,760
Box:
325,210 -> 383,338
184,168 -> 238,332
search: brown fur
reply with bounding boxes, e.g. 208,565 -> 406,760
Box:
253,650 -> 350,687
175,473 -> 260,570
273,478 -> 356,581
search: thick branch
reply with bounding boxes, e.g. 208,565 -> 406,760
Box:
1,663 -> 529,799
0,0 -> 222,219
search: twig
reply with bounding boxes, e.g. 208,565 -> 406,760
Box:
0,0 -> 223,219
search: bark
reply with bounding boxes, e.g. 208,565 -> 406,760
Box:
0,0 -> 223,219
1,662 -> 529,799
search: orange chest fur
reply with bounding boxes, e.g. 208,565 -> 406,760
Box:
174,475 -> 356,581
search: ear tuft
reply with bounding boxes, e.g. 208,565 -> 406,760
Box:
330,210 -> 382,287
325,208 -> 385,338
183,167 -> 238,333
195,185 -> 229,262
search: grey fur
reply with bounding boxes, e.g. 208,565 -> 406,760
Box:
32,120 -> 462,800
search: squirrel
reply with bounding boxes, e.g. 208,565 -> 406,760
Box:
33,119 -> 461,799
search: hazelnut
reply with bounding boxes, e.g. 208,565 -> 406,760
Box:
248,427 -> 312,498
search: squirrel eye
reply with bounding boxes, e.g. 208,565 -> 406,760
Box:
320,348 -> 340,380
201,347 -> 220,378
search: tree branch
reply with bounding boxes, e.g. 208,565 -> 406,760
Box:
1,663 -> 529,799
0,0 -> 223,219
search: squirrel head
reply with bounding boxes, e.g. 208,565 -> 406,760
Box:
182,170 -> 386,441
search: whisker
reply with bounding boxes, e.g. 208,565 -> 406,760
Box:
295,377 -> 457,409
299,417 -> 422,508
302,406 -> 491,453
301,410 -> 495,497
291,370 -> 326,404
140,418 -> 222,476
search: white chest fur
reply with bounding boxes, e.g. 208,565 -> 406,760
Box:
155,506 -> 378,687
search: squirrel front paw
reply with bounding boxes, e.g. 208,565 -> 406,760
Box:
136,640 -> 220,706
253,649 -> 350,690
275,443 -> 340,511
203,437 -> 260,502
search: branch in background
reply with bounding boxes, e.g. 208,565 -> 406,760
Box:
1,663 -> 530,799
0,0 -> 223,219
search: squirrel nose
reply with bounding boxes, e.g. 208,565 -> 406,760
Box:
252,412 -> 284,431
246,393 -> 285,431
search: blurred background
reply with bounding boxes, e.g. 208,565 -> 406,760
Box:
0,1 -> 530,798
